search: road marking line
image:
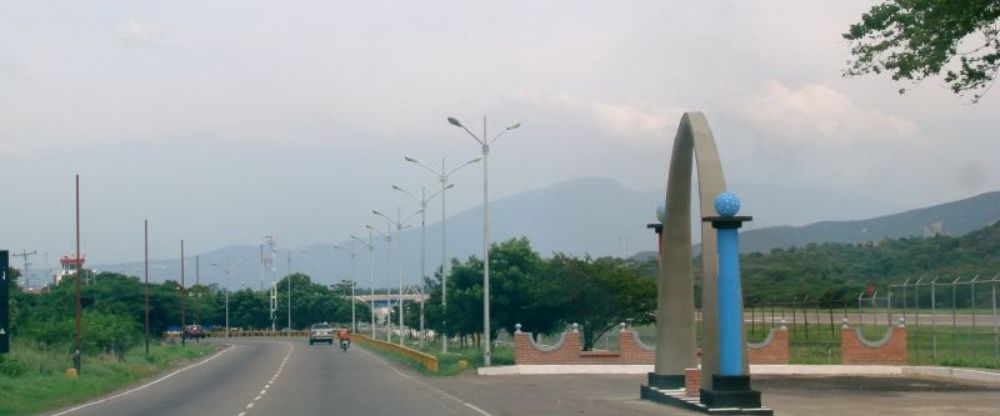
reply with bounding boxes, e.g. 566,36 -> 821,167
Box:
358,347 -> 495,416
49,344 -> 235,416
236,340 -> 294,416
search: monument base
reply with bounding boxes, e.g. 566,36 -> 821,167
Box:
700,375 -> 762,408
641,374 -> 772,416
646,372 -> 685,389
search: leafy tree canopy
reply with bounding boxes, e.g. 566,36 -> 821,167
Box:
844,0 -> 1000,102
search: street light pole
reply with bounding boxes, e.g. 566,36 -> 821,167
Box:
393,183 -> 452,347
404,156 -> 479,353
144,219 -> 149,356
366,224 -> 391,341
374,208 -> 420,345
333,243 -> 358,333
447,115 -> 520,366
211,262 -> 232,338
352,233 -> 375,337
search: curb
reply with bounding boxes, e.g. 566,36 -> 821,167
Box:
478,364 -> 1000,385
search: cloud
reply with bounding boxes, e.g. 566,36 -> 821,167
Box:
117,18 -> 160,48
515,90 -> 683,145
736,81 -> 919,146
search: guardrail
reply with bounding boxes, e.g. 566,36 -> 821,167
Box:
353,334 -> 439,372
205,330 -> 310,338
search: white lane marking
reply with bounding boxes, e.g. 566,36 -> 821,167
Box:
49,344 -> 235,416
236,340 -> 294,416
358,347 -> 495,416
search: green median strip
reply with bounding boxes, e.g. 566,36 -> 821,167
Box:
0,340 -> 217,416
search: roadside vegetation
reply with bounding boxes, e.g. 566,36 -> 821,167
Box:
0,339 -> 214,416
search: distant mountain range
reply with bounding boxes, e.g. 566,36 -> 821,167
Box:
92,177 -> 995,290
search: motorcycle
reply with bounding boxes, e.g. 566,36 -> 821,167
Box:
340,339 -> 350,352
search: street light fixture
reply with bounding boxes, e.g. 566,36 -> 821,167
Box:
351,233 -> 376,337
447,115 -> 521,366
393,183 -> 451,347
373,207 -> 421,345
404,155 -> 480,353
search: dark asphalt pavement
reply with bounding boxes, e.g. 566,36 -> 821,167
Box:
46,339 -> 491,416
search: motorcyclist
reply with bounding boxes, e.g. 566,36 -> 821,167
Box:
338,326 -> 351,350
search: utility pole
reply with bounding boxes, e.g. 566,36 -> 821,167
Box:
287,249 -> 292,331
11,250 -> 37,290
195,255 -> 200,325
180,240 -> 186,347
74,174 -> 82,371
265,236 -> 277,332
144,220 -> 149,355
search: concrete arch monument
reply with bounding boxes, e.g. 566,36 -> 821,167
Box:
647,112 -> 748,390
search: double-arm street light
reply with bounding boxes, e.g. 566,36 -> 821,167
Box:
332,243 -> 358,333
365,224 -> 391,341
447,115 -> 520,366
350,233 -> 375,337
373,208 -> 421,346
403,155 -> 480,353
392,183 -> 453,347
210,260 -> 242,338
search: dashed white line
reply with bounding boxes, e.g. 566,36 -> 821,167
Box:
49,344 -> 235,416
235,341 -> 293,416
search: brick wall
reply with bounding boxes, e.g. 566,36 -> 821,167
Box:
514,326 -> 783,366
513,329 -> 655,365
685,368 -> 701,396
746,328 -> 789,364
841,326 -> 907,365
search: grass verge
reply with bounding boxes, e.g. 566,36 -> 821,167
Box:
0,339 -> 217,416
359,338 -> 513,376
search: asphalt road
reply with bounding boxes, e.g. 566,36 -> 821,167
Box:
47,339 -> 491,416
45,338 -> 1000,416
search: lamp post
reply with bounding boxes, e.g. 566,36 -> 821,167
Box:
373,208 -> 420,345
211,262 -> 235,338
333,243 -> 358,333
404,156 -> 479,353
447,115 -> 520,366
393,183 -> 452,347
365,224 -> 391,341
351,233 -> 376,337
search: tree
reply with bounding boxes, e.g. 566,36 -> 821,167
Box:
549,255 -> 657,351
844,0 -> 1000,102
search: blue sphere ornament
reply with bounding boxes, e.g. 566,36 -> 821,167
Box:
714,192 -> 741,217
656,205 -> 666,223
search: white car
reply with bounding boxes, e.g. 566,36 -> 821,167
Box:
309,323 -> 334,345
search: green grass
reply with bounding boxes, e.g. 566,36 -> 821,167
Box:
0,339 -> 217,416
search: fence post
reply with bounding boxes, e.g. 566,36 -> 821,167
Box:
914,278 -> 922,365
828,302 -> 835,337
971,276 -> 978,361
992,277 -> 997,362
931,277 -> 938,361
803,296 -> 810,342
953,277 -> 960,360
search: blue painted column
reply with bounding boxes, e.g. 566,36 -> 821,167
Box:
707,192 -> 750,376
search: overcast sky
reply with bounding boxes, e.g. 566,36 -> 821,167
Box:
1,0 -> 997,266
